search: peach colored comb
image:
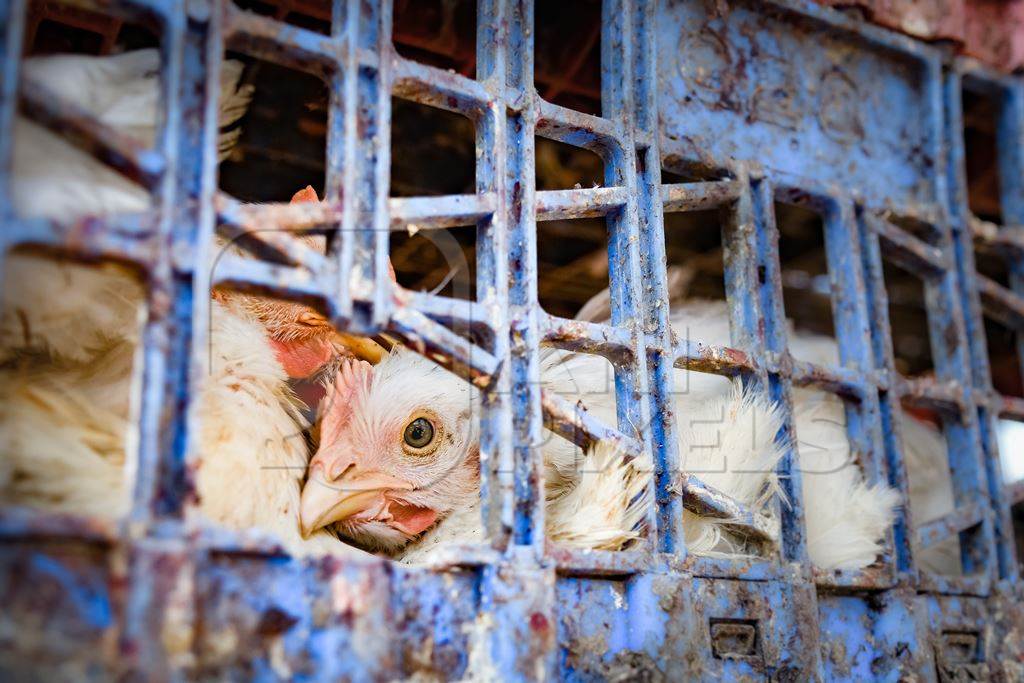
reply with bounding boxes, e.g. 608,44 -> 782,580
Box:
291,185 -> 319,204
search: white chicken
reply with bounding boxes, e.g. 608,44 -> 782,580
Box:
0,49 -> 366,556
296,351 -> 657,561
11,48 -> 249,219
299,297 -> 956,572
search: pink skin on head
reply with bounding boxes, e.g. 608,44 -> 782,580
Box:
299,360 -> 437,543
299,355 -> 479,551
269,336 -> 336,378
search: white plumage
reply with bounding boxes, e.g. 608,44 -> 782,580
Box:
1,49 -> 356,557
3,47 -> 958,571
12,49 -> 251,219
302,298 -> 954,572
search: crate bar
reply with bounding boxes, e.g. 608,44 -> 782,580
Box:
661,180 -> 742,213
682,555 -> 784,582
19,79 -> 165,189
123,0 -> 180,525
390,189 -> 632,229
946,65 -> 1021,582
858,204 -> 919,577
399,290 -> 492,335
475,4 -> 560,679
387,307 -> 500,387
751,178 -> 810,566
216,220 -> 329,272
117,2 -> 220,676
4,213 -> 162,267
824,197 -> 898,580
918,571 -> 992,598
362,2 -> 392,328
215,191 -> 343,230
787,359 -> 866,400
0,0 -> 24,216
0,505 -> 118,542
538,313 -> 633,363
388,193 -> 496,229
601,0 -> 658,559
221,0 -> 342,77
971,215 -> 1024,255
210,253 -> 324,302
915,67 -> 999,585
497,0 -> 544,554
680,475 -> 778,545
718,176 -> 793,566
539,390 -> 644,459
868,213 -> 949,277
976,274 -> 1024,330
549,545 -> 653,576
995,76 -> 1024,577
672,338 -> 759,377
534,187 -> 627,221
466,25 -> 517,546
1000,395 -> 1024,421
324,0 -> 356,323
392,55 -> 490,115
535,98 -> 622,154
916,501 -> 987,550
896,377 -> 969,416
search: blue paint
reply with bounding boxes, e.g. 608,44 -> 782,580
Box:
1,0 -> 1022,679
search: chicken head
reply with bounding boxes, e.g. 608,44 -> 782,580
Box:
214,185 -> 386,377
299,351 -> 479,551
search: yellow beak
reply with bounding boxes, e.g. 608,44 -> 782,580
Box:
299,468 -> 414,537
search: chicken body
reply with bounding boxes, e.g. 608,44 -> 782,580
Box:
12,49 -> 251,220
301,299 -> 955,571
0,289 -> 345,555
1,49 -> 356,556
299,351 -> 654,561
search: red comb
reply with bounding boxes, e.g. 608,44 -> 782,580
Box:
291,185 -> 319,204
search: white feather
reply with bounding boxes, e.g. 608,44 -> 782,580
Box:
0,339 -> 139,517
1,52 -> 353,556
194,298 -> 346,556
0,267 -> 348,555
382,297 -> 938,572
12,49 -> 253,220
545,440 -> 651,551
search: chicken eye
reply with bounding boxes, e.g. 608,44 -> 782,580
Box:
403,417 -> 435,451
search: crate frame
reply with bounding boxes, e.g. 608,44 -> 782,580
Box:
2,0 -> 1023,678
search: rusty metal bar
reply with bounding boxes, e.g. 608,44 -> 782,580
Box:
537,313 -> 632,363
5,212 -> 161,267
392,55 -> 490,116
672,338 -> 758,377
388,192 -> 496,229
20,78 -> 165,190
387,297 -> 499,388
535,98 -> 622,155
534,187 -> 627,221
661,181 -> 742,213
679,474 -> 778,546
868,212 -> 949,278
788,359 -> 866,400
896,377 -> 970,418
976,273 -> 1024,330
222,0 -> 340,77
916,500 -> 987,549
539,389 -> 643,456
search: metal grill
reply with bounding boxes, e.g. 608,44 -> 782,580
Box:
1,0 -> 1023,679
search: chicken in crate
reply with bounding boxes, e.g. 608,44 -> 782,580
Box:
1,0 -> 1023,679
